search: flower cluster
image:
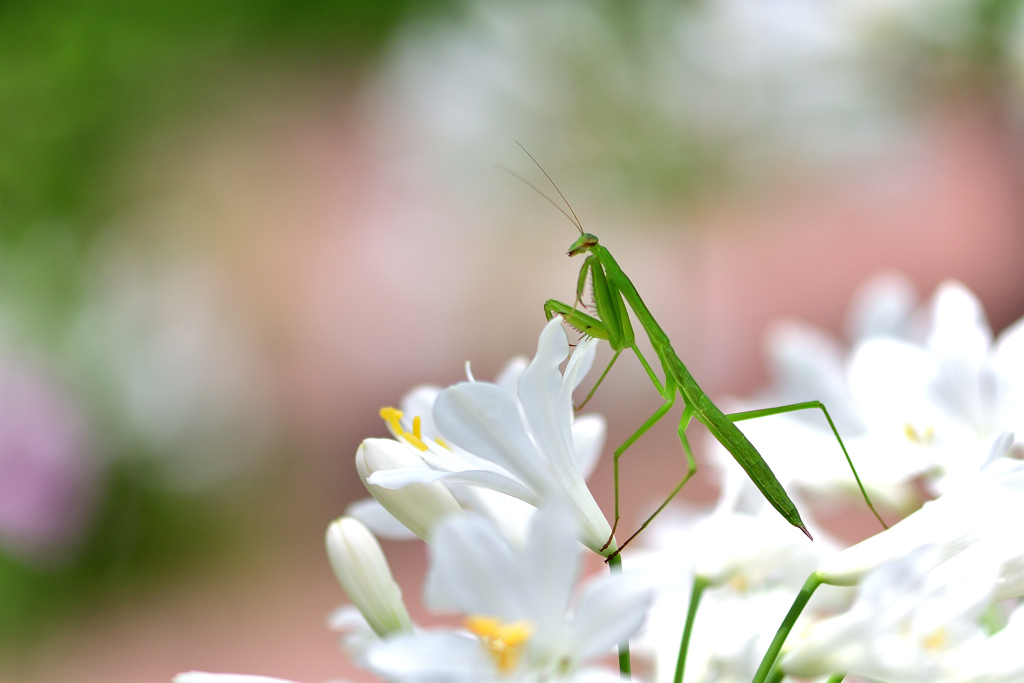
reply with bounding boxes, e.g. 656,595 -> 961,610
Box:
633,276 -> 1024,683
178,276 -> 1024,683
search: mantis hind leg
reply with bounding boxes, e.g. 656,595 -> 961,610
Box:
607,406 -> 696,561
726,401 -> 888,530
601,392 -> 677,553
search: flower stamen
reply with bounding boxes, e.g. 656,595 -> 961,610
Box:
923,627 -> 947,650
465,615 -> 534,672
904,423 -> 935,445
379,407 -> 428,452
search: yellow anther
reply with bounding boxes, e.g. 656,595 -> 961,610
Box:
412,415 -> 423,440
904,424 -> 935,444
380,407 -> 405,437
404,433 -> 429,452
466,616 -> 534,673
728,575 -> 749,593
434,437 -> 451,451
379,407 -> 428,452
923,627 -> 947,651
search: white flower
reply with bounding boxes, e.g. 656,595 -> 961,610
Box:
362,503 -> 652,683
326,605 -> 380,662
847,281 -> 1024,494
675,589 -> 809,683
630,467 -> 841,683
365,317 -> 612,554
355,438 -> 463,542
817,432 -> 1024,589
944,602 -> 1024,682
716,278 -> 1024,522
782,545 -> 997,682
325,516 -> 413,637
710,273 -> 930,515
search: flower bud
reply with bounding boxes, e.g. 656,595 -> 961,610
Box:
326,516 -> 412,637
356,438 -> 462,541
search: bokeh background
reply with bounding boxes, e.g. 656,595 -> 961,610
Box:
1,1 -> 1024,681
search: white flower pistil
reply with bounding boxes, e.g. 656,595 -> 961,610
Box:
326,516 -> 413,637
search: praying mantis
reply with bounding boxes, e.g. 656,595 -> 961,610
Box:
505,152 -> 887,560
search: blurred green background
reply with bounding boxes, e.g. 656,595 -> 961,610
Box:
0,0 -> 454,656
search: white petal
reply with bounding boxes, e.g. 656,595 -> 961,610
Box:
518,317 -> 573,464
326,605 -> 379,661
346,497 -> 420,541
521,503 -> 582,643
571,414 -> 606,480
434,381 -> 552,494
816,493 -> 974,586
928,280 -> 992,363
364,631 -> 493,683
375,467 -> 542,509
562,337 -> 598,422
979,431 -> 1015,471
992,316 -> 1024,384
495,356 -> 529,395
847,337 -> 939,429
175,674 -> 304,683
357,440 -> 463,542
424,513 -> 528,621
326,517 -> 412,637
845,270 -> 917,341
567,335 -> 598,392
519,321 -> 611,553
570,573 -> 653,660
399,385 -> 443,439
327,604 -> 370,631
369,467 -> 539,505
568,670 -> 625,683
367,467 -> 452,488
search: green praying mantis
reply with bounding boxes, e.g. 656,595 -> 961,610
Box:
504,151 -> 887,560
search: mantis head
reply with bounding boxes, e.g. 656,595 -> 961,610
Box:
568,233 -> 599,256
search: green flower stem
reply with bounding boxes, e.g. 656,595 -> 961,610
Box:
674,575 -> 709,683
750,571 -> 823,683
608,552 -> 632,679
764,665 -> 785,683
825,674 -> 847,683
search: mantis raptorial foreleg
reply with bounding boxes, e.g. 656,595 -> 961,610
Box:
726,402 -> 888,529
